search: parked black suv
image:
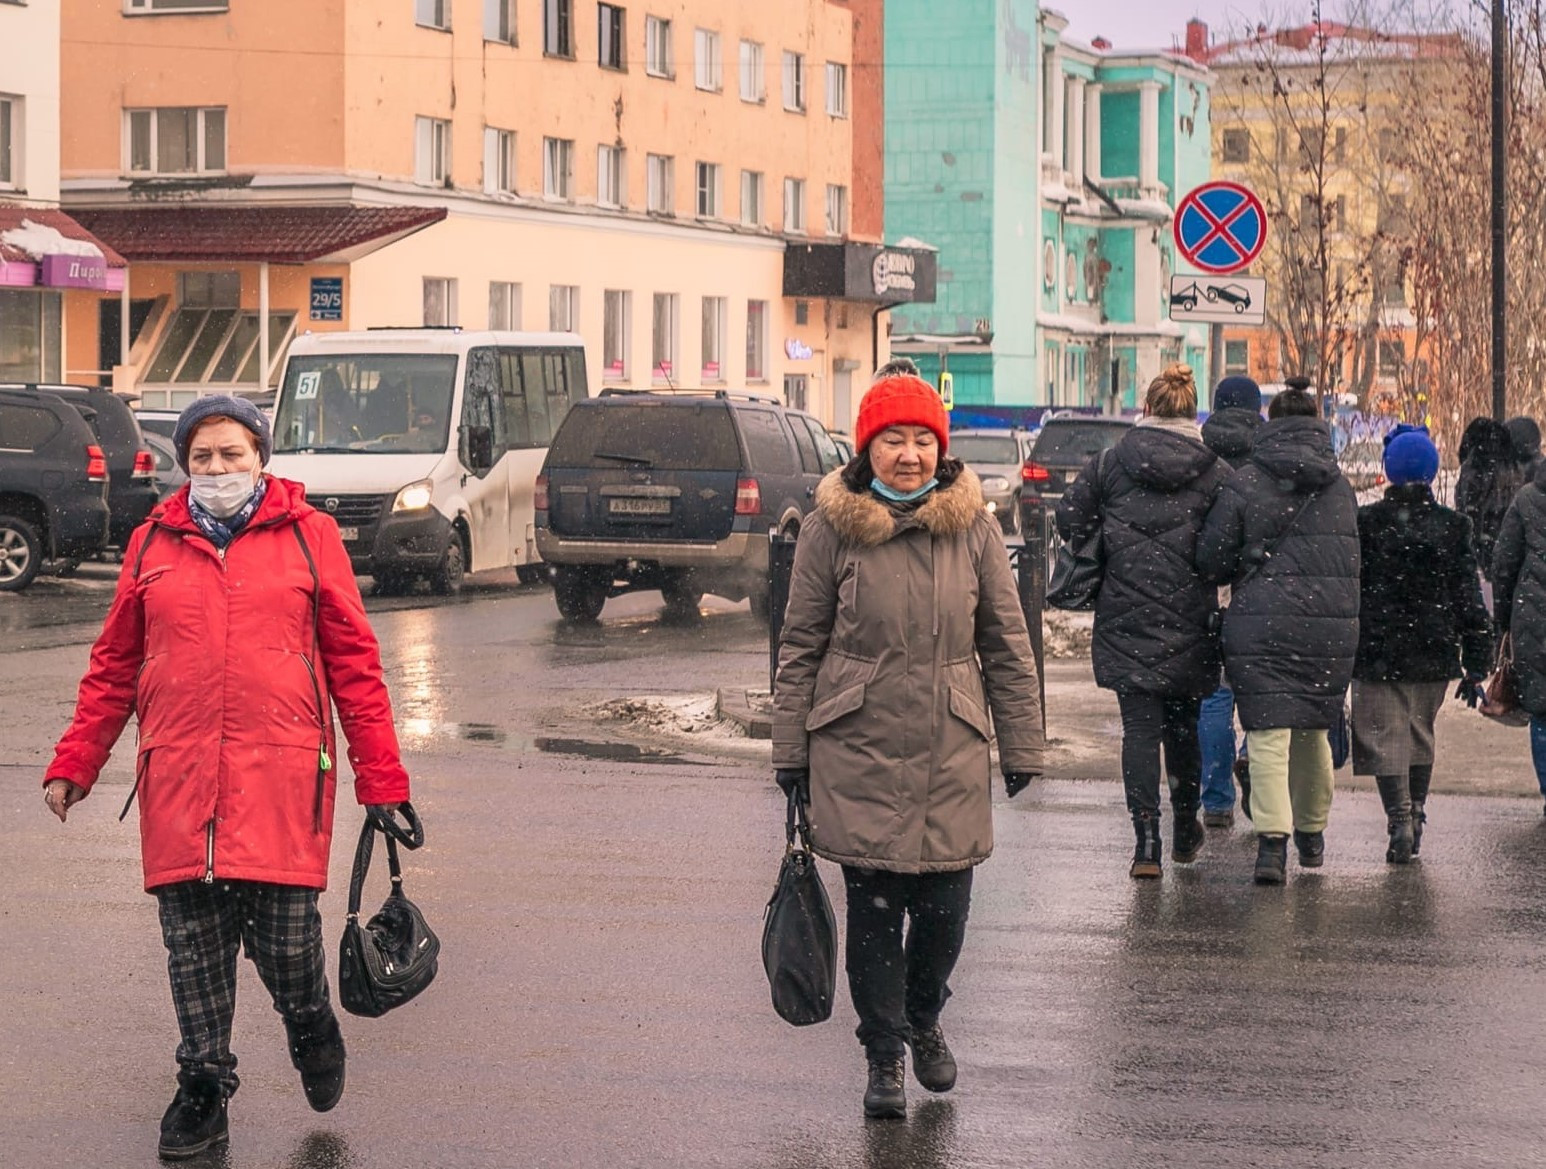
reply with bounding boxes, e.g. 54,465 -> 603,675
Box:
0,387 -> 112,590
535,389 -> 846,622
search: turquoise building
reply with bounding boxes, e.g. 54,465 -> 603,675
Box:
886,4 -> 1214,409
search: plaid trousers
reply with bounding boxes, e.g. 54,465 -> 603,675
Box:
155,880 -> 333,1095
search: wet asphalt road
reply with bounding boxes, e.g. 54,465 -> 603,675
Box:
6,572 -> 1546,1168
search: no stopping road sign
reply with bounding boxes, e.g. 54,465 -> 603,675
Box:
1173,182 -> 1268,275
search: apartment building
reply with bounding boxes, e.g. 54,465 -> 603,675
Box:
58,0 -> 930,426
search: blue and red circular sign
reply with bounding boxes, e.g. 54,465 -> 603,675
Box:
1173,181 -> 1268,275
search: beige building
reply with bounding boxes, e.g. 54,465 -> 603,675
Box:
57,0 -> 930,427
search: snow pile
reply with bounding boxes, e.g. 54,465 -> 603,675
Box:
593,693 -> 748,739
1044,611 -> 1093,659
0,219 -> 104,260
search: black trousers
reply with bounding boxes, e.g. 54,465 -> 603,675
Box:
841,866 -> 974,1060
1116,690 -> 1204,818
156,880 -> 334,1095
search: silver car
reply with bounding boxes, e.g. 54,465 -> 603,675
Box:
949,428 -> 1032,535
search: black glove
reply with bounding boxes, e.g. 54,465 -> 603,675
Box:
1004,771 -> 1040,798
775,768 -> 811,806
366,802 -> 408,835
1457,675 -> 1486,709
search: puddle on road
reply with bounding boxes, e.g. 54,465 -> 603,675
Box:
395,721 -> 703,766
533,737 -> 704,766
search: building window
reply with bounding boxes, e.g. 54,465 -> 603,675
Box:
543,137 -> 573,199
746,299 -> 767,381
1065,251 -> 1077,301
603,289 -> 631,380
646,153 -> 674,214
652,293 -> 679,383
824,184 -> 847,236
598,3 -> 625,70
126,0 -> 231,11
483,127 -> 515,194
1221,128 -> 1249,163
695,162 -> 721,218
125,107 -> 226,175
1378,338 -> 1405,378
0,96 -> 17,187
825,62 -> 848,117
415,0 -> 450,30
701,297 -> 727,382
489,281 -> 522,330
423,277 -> 458,326
414,116 -> 450,186
543,0 -> 572,58
739,40 -> 765,102
782,51 -> 806,113
783,177 -> 805,234
484,0 -> 515,43
794,300 -> 809,326
597,145 -> 625,207
783,374 -> 808,412
142,282 -> 295,389
646,15 -> 673,78
740,170 -> 763,227
1223,339 -> 1249,375
695,28 -> 722,91
549,284 -> 579,331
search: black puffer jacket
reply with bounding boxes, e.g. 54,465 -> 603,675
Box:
1493,462 -> 1546,713
1201,407 -> 1261,470
1196,417 -> 1360,730
1455,419 -> 1523,583
1056,422 -> 1226,697
1355,485 -> 1492,682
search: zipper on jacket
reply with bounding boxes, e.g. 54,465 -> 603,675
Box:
300,653 -> 333,833
202,819 -> 216,884
119,749 -> 150,822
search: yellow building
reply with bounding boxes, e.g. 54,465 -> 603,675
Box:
59,0 -> 929,427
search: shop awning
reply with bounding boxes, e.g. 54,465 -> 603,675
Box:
69,205 -> 449,265
782,241 -> 939,305
0,207 -> 128,292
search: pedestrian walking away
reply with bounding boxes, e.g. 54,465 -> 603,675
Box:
1351,426 -> 1491,864
1197,387 -> 1360,885
1454,417 -> 1522,596
1505,416 -> 1543,484
1197,374 -> 1265,829
1491,453 -> 1546,815
1057,363 -> 1227,879
772,369 -> 1044,1120
41,396 -> 415,1160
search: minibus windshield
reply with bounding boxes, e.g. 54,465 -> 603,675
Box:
273,355 -> 458,454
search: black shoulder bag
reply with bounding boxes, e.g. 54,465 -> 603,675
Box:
338,803 -> 442,1018
761,790 -> 837,1027
1047,450 -> 1110,611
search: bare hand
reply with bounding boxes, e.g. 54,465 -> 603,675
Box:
44,779 -> 85,823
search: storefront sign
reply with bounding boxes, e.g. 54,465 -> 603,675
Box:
783,242 -> 938,305
310,277 -> 344,321
40,254 -> 111,291
871,250 -> 918,298
785,338 -> 813,361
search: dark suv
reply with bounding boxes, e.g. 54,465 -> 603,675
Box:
535,389 -> 845,622
0,388 -> 112,590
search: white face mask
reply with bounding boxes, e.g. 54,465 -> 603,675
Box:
189,470 -> 258,519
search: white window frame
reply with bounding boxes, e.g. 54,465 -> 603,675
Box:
543,0 -> 573,57
483,0 -> 515,43
414,116 -> 450,186
0,96 -> 20,189
782,51 -> 806,113
695,161 -> 721,219
483,127 -> 515,194
652,293 -> 679,384
694,28 -> 722,91
701,296 -> 727,383
598,2 -> 625,70
825,61 -> 848,117
125,0 -> 230,13
597,145 -> 626,208
415,0 -> 451,30
489,281 -> 522,330
740,170 -> 763,228
645,15 -> 673,79
646,153 -> 674,215
543,136 -> 574,200
423,277 -> 459,327
746,299 -> 768,382
124,106 -> 227,176
739,40 -> 765,103
549,284 -> 579,332
603,289 -> 632,381
783,177 -> 806,234
825,184 -> 848,237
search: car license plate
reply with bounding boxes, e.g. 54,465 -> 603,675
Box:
337,526 -> 359,542
609,498 -> 670,515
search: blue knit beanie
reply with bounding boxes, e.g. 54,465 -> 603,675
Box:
173,395 -> 272,472
1212,375 -> 1262,413
1384,429 -> 1439,486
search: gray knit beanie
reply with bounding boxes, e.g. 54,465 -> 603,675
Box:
173,395 -> 272,472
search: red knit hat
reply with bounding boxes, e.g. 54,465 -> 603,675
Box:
854,374 -> 950,454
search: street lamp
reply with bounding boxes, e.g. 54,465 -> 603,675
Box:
1492,0 -> 1507,422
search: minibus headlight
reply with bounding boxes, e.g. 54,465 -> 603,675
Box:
392,479 -> 434,513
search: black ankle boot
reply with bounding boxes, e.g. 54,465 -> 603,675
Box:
1130,812 -> 1162,879
1253,834 -> 1288,885
286,1011 -> 346,1113
1386,815 -> 1415,864
908,1024 -> 957,1093
863,1055 -> 907,1119
158,1076 -> 228,1160
1172,804 -> 1205,864
1293,829 -> 1325,868
1411,801 -> 1426,857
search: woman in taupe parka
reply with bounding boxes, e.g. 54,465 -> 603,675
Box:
773,367 -> 1045,1120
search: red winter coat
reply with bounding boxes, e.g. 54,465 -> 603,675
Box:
46,476 -> 410,891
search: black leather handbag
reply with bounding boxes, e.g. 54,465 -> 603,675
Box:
1046,450 -> 1109,611
337,803 -> 441,1018
761,790 -> 837,1027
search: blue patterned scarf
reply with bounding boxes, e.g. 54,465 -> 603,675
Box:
188,477 -> 268,550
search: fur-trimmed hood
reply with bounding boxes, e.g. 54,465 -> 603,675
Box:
815,466 -> 986,548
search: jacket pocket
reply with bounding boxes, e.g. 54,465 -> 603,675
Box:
806,684 -> 867,731
947,688 -> 992,740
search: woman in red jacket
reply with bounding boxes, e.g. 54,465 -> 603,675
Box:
42,395 -> 413,1161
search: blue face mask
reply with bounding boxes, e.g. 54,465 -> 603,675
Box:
870,476 -> 939,503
